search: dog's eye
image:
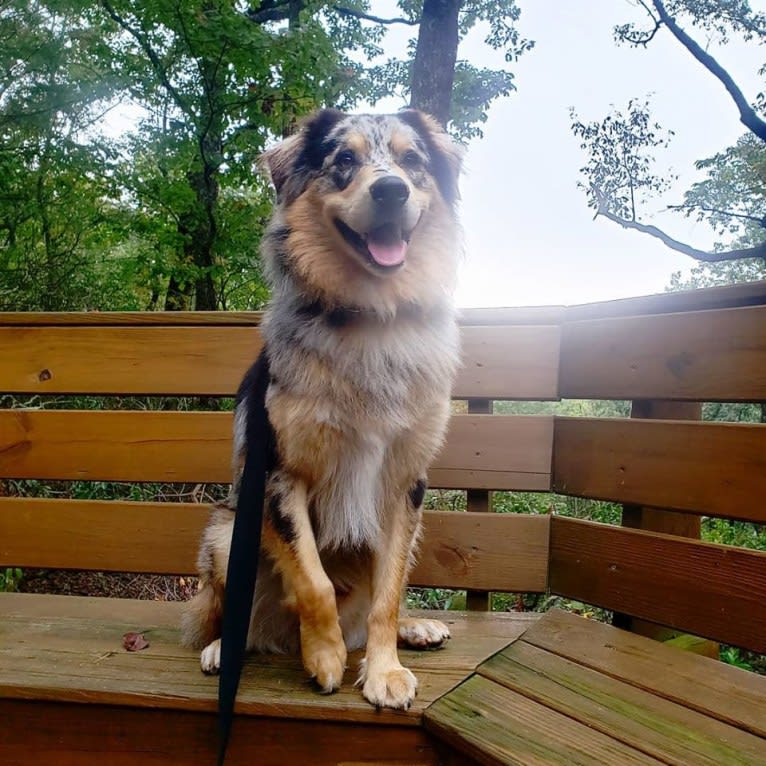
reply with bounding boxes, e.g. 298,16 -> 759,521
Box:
335,150 -> 357,170
401,150 -> 424,170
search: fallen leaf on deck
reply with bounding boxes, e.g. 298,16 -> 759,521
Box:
122,632 -> 150,651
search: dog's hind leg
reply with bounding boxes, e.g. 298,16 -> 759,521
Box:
263,470 -> 348,693
397,617 -> 450,649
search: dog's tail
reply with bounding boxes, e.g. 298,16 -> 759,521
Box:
180,504 -> 231,649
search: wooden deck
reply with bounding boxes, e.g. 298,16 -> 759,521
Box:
428,610 -> 766,766
1,593 -> 764,765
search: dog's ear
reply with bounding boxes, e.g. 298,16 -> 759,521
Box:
259,132 -> 304,200
398,110 -> 464,206
259,109 -> 347,203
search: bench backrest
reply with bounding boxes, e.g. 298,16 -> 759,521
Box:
1,280 -> 765,653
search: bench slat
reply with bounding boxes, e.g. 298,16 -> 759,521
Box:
424,674 -> 666,766
560,305 -> 766,402
0,499 -> 550,592
549,517 -> 766,654
0,411 -> 553,491
552,417 -> 766,522
479,641 -> 766,766
521,608 -> 766,739
0,593 -> 532,721
0,325 -> 560,400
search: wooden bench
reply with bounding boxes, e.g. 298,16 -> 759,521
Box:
1,281 -> 766,765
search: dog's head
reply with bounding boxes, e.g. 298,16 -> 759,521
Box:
260,110 -> 463,313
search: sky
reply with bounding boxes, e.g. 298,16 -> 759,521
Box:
370,0 -> 765,308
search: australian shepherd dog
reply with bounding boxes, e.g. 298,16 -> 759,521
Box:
181,108 -> 463,710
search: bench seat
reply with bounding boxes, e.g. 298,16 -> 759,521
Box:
2,593 -> 764,765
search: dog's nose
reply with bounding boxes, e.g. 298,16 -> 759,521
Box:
370,176 -> 409,209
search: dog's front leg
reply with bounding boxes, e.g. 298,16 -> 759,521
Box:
359,493 -> 420,709
263,471 -> 347,692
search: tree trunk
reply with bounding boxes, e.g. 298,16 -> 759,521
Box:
409,0 -> 461,126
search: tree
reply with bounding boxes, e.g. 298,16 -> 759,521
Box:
0,1 -> 131,311
360,0 -> 532,137
571,0 -> 766,266
1,0 -> 533,313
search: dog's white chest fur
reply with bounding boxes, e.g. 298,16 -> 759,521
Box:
268,309 -> 459,552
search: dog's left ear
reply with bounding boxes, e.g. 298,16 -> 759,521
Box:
398,110 -> 465,206
258,132 -> 304,200
259,108 -> 347,203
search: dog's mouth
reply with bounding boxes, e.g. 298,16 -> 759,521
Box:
334,219 -> 410,270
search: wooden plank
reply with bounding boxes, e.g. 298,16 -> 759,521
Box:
454,326 -> 559,400
0,325 -> 560,400
424,674 -> 665,766
521,609 -> 766,739
0,499 -> 550,592
0,411 -> 554,491
0,700 -> 439,766
618,400 -> 713,647
480,640 -> 766,766
0,593 -> 533,722
412,513 -> 549,593
466,398 -> 493,611
0,311 -> 265,327
459,306 -> 565,326
0,326 -> 261,396
565,280 -> 766,321
552,417 -> 766,522
560,305 -> 766,401
549,516 -> 766,653
430,415 -> 553,491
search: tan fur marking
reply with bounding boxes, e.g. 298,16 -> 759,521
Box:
262,477 -> 347,692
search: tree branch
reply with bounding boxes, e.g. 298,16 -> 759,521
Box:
668,203 -> 766,227
597,206 -> 766,262
100,0 -> 192,117
331,5 -> 418,26
652,0 -> 766,142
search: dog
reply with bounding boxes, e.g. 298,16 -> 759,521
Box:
181,108 -> 463,710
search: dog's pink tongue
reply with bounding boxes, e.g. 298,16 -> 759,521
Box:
367,238 -> 407,267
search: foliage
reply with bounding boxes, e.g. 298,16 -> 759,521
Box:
571,0 -> 766,265
570,99 -> 675,222
365,0 -> 532,139
0,0 -> 531,312
0,568 -> 23,593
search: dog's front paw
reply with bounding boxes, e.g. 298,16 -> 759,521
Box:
200,638 -> 221,675
301,625 -> 347,694
357,658 -> 418,710
398,617 -> 451,649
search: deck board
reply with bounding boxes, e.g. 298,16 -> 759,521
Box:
425,609 -> 766,766
0,592 -> 533,724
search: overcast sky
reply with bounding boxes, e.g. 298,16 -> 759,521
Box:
374,0 -> 765,308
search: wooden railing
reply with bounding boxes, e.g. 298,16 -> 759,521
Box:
1,281 -> 765,656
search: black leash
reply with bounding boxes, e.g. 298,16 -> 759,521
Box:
217,349 -> 275,765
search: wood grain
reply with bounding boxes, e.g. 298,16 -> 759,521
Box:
549,517 -> 766,653
0,499 -> 550,592
565,280 -> 766,321
0,700 -> 439,766
480,640 -> 766,766
466,398 -> 493,611
560,305 -> 766,401
0,410 -> 554,491
0,324 -> 560,400
412,512 -> 549,592
552,417 -> 766,522
452,325 -> 560,400
424,674 -> 665,766
521,609 -> 766,738
0,326 -> 262,395
0,593 -> 533,722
